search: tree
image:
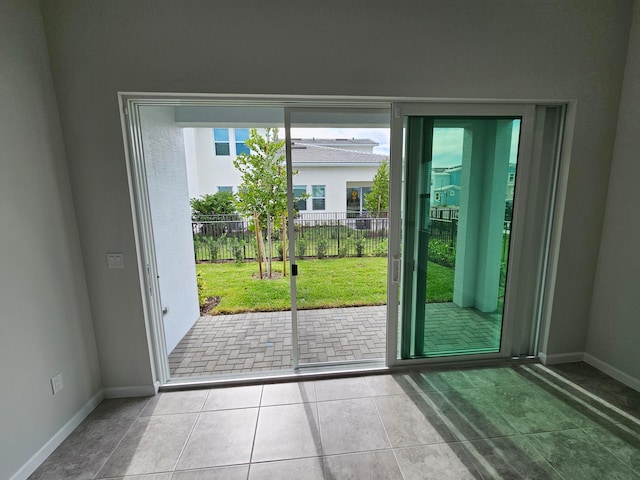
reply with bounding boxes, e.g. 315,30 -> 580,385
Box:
364,161 -> 389,216
233,128 -> 304,278
190,191 -> 235,219
233,128 -> 287,228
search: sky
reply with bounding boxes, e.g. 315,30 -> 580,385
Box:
290,121 -> 521,166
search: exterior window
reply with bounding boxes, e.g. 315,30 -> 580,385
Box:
508,172 -> 515,182
347,187 -> 359,215
213,128 -> 230,156
235,128 -> 250,156
435,192 -> 441,202
361,186 -> 372,212
346,186 -> 372,215
293,185 -> 307,211
312,185 -> 325,210
218,186 -> 233,193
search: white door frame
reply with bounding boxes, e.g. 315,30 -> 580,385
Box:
283,105 -> 392,370
120,95 -> 392,383
387,101 -> 568,367
119,94 -> 569,385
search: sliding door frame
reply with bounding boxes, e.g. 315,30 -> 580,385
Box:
120,95 -> 393,385
283,105 -> 392,370
119,94 -> 569,385
387,101 -> 562,367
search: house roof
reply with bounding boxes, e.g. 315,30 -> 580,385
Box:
291,143 -> 388,166
291,138 -> 379,148
433,184 -> 461,192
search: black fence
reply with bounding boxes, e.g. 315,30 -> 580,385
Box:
192,213 -> 460,263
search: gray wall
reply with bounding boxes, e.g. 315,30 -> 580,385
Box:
39,0 -> 633,390
587,1 -> 640,381
0,2 -> 102,479
140,106 -> 200,354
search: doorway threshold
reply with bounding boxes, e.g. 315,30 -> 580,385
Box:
159,359 -> 387,392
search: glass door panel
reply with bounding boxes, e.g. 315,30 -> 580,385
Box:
144,105 -> 296,378
401,116 -> 521,358
286,108 -> 391,366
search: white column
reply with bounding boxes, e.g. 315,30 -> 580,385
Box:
453,120 -> 512,312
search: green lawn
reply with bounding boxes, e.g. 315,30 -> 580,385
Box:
197,257 -> 454,314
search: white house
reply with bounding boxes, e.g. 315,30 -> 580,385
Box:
184,128 -> 388,215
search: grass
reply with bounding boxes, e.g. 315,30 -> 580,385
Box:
196,257 -> 454,314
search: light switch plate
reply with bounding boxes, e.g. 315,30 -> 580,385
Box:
51,373 -> 63,395
107,253 -> 124,269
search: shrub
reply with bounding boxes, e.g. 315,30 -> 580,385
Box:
205,237 -> 220,262
190,191 -> 236,217
193,238 -> 204,261
317,239 -> 328,259
428,239 -> 456,267
230,239 -> 245,263
296,238 -> 307,257
355,237 -> 365,257
196,272 -> 207,306
374,239 -> 388,257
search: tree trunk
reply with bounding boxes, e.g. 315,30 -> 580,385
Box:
267,213 -> 272,278
282,210 -> 287,276
257,229 -> 268,279
253,212 -> 263,278
376,194 -> 382,234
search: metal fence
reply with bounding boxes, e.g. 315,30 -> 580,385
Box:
192,213 -> 388,262
192,213 -> 461,262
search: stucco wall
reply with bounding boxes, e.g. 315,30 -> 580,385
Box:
188,127 -> 381,213
192,128 -> 243,196
40,0 -> 633,390
140,107 -> 200,354
295,166 -> 379,213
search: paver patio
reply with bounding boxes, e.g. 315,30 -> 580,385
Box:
168,303 -> 503,378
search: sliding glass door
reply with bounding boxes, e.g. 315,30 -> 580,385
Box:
398,109 -> 524,359
285,107 -> 391,367
124,96 -> 563,382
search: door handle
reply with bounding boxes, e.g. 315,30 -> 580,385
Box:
391,256 -> 400,284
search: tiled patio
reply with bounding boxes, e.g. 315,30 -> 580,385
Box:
169,303 -> 503,378
423,303 -> 502,355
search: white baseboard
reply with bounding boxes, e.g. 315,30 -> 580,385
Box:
10,389 -> 104,480
103,383 -> 158,398
538,351 -> 584,365
583,353 -> 640,392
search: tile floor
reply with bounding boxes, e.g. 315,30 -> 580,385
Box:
29,362 -> 640,479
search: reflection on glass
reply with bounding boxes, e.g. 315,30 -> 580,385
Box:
403,118 -> 521,357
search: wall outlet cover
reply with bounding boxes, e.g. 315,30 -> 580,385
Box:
51,373 -> 63,395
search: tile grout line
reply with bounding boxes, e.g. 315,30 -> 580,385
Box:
310,380 -> 328,480
247,384 -> 265,478
170,391 -> 208,474
453,380 -> 571,480
368,382 -> 404,479
91,396 -> 153,480
575,425 -> 640,478
521,364 -> 640,426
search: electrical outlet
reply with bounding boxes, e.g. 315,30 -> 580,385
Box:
51,373 -> 63,395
